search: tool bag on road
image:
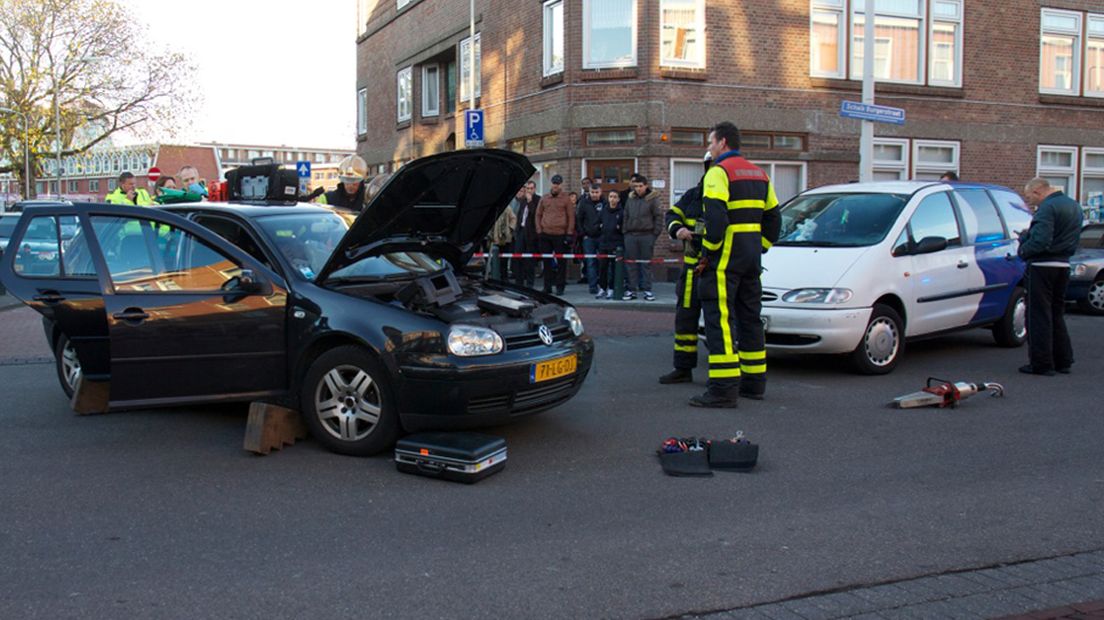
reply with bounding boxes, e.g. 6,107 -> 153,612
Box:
395,432 -> 507,483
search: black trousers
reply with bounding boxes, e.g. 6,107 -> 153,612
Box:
1026,264 -> 1073,371
513,234 -> 536,287
539,234 -> 569,292
672,264 -> 702,370
700,268 -> 766,395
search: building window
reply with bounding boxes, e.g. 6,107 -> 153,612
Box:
543,0 -> 564,76
422,65 -> 440,117
660,0 -> 705,68
752,162 -> 808,204
107,179 -> 116,191
89,179 -> 99,192
583,0 -> 637,69
912,139 -> 960,180
811,0 -> 961,86
67,180 -> 78,193
670,129 -> 705,146
35,181 -> 45,195
397,66 -> 413,122
1040,9 -> 1082,95
1037,145 -> 1079,199
459,34 -> 481,103
357,88 -> 368,134
741,132 -> 807,151
1089,16 -> 1104,96
1083,148 -> 1104,207
670,158 -> 705,204
873,137 -> 910,180
507,133 -> 559,154
584,129 -> 636,146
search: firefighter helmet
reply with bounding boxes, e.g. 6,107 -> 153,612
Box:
337,155 -> 369,183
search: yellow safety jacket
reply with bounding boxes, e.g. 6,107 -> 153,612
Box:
104,187 -> 154,206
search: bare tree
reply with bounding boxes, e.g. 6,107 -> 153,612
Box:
0,0 -> 197,197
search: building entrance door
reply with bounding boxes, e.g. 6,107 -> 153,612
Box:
586,159 -> 635,193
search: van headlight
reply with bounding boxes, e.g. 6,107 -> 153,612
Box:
782,288 -> 854,304
564,307 -> 584,336
1070,263 -> 1087,277
447,325 -> 504,356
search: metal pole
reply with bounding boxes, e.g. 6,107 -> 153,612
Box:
54,65 -> 63,198
0,107 -> 31,198
469,0 -> 476,109
859,0 -> 876,183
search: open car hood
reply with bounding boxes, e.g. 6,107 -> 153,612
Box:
317,149 -> 535,281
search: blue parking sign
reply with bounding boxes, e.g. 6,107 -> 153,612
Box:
464,109 -> 484,148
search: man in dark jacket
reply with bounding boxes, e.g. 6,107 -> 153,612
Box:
621,175 -> 664,301
536,174 -> 575,295
514,181 -> 540,288
576,185 -> 605,295
596,189 -> 625,300
1017,177 -> 1083,375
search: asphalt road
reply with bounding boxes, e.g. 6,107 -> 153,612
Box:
1,305 -> 1102,619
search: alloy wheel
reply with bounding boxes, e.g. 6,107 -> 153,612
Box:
313,364 -> 382,442
1089,280 -> 1104,312
61,340 -> 81,392
1012,295 -> 1028,340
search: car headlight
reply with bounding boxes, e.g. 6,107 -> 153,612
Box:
782,288 -> 854,304
1071,263 -> 1088,277
564,307 -> 584,336
447,325 -> 503,357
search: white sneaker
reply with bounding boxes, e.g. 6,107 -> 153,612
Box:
643,291 -> 655,302
622,290 -> 635,301
595,288 -> 606,299
605,290 -> 614,299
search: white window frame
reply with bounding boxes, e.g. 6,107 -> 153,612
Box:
1086,15 -> 1104,97
810,0 -> 846,78
750,161 -> 809,204
1037,145 -> 1080,200
873,137 -> 910,180
659,0 -> 706,69
396,67 -> 412,123
543,0 -> 565,76
357,87 -> 368,135
928,0 -> 962,87
583,0 -> 638,69
912,139 -> 960,179
459,34 -> 482,102
89,179 -> 100,192
397,0 -> 411,9
1039,8 -> 1083,96
422,64 -> 440,117
1082,147 -> 1104,207
669,157 -> 705,206
850,0 -> 926,86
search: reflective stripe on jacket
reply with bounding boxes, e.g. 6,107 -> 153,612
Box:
701,152 -> 781,273
104,188 -> 154,206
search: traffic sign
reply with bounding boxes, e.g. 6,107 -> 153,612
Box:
839,100 -> 906,125
147,167 -> 161,182
296,161 -> 312,178
464,109 -> 484,148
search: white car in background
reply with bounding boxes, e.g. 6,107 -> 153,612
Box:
755,181 -> 1033,374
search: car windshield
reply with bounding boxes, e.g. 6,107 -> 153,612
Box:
1079,226 -> 1104,249
254,212 -> 443,281
775,192 -> 908,247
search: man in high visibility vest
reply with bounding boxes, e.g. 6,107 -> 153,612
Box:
659,151 -> 711,385
104,171 -> 153,206
690,122 -> 780,408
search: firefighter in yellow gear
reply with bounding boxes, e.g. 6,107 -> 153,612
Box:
659,151 -> 712,384
104,171 -> 154,206
690,122 -> 780,408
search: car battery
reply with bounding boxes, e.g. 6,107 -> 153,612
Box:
394,432 -> 507,483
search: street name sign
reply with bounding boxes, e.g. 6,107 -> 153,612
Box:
840,101 -> 906,125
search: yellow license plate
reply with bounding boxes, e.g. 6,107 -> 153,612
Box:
530,354 -> 577,383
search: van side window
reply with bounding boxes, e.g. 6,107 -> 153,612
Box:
955,189 -> 1006,243
908,192 -> 961,247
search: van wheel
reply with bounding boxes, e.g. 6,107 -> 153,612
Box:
849,304 -> 904,375
54,334 -> 81,399
1077,277 -> 1104,315
300,346 -> 399,456
993,286 -> 1028,347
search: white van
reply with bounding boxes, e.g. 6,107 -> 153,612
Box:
756,181 -> 1032,373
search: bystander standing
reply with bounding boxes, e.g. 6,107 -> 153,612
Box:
576,184 -> 606,295
514,181 -> 540,288
621,175 -> 663,301
597,190 -> 625,300
535,174 -> 575,295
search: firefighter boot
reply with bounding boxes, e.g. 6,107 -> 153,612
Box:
658,368 -> 693,384
689,387 -> 738,409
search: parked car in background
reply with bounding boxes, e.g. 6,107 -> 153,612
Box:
6,199 -> 72,213
0,150 -> 594,456
1067,223 -> 1104,315
754,181 -> 1032,374
0,213 -> 17,253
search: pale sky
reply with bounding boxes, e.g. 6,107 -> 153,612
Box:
125,0 -> 357,150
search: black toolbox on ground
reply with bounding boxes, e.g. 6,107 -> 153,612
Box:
394,432 -> 507,483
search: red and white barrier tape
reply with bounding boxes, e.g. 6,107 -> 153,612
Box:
473,252 -> 682,264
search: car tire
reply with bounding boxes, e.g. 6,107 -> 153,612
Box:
849,304 -> 904,375
1077,276 -> 1104,316
54,334 -> 81,399
992,286 -> 1028,347
300,345 -> 399,456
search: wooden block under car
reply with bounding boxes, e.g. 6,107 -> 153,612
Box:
69,376 -> 110,415
243,402 -> 308,455
394,432 -> 507,483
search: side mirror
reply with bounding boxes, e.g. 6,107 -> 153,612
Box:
914,236 -> 948,255
238,268 -> 263,293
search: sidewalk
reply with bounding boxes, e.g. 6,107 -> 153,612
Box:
691,549 -> 1104,620
553,280 -> 678,312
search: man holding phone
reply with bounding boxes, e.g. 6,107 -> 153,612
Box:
104,171 -> 153,206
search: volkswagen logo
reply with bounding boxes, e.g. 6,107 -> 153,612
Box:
538,324 -> 554,346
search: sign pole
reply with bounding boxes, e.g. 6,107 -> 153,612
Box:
859,0 -> 876,183
469,0 -> 476,111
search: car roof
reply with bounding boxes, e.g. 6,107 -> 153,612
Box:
13,199 -> 73,206
159,201 -> 344,219
802,181 -> 1014,196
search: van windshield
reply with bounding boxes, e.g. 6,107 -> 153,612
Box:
775,192 -> 907,247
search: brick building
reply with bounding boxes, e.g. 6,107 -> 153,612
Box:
355,0 -> 1104,214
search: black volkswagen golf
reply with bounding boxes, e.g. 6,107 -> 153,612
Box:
0,150 -> 594,455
